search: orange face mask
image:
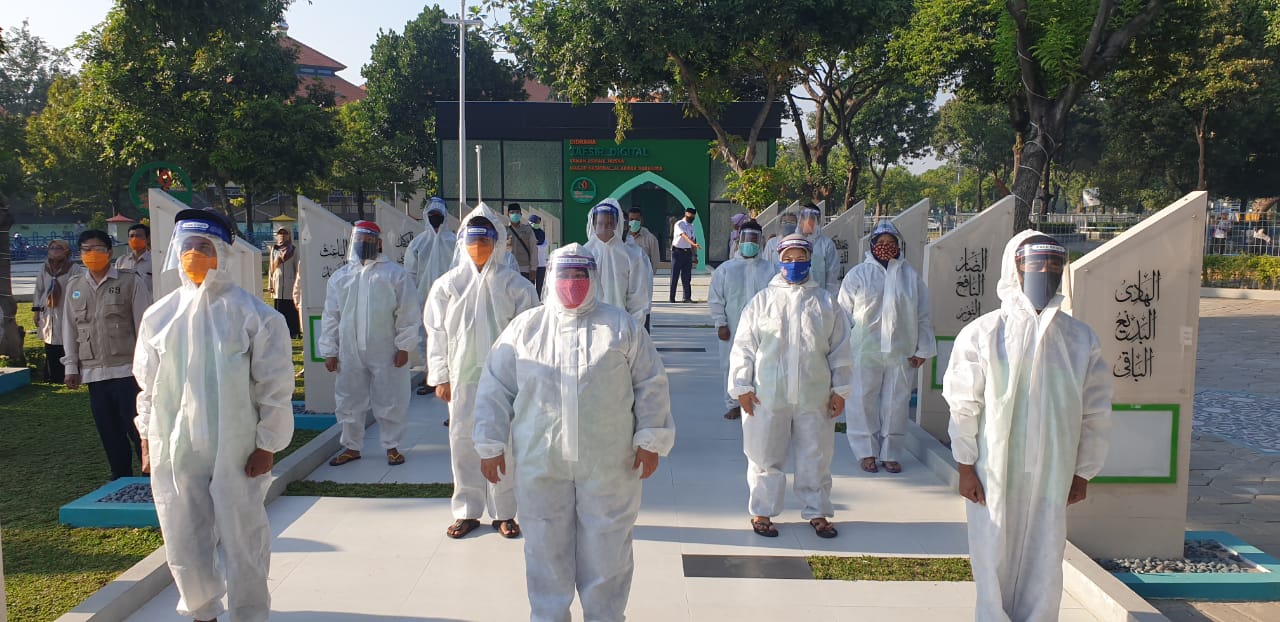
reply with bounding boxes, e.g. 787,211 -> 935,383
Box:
128,237 -> 148,253
466,242 -> 494,267
81,249 -> 110,272
181,250 -> 218,285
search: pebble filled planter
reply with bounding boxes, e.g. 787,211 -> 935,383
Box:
59,477 -> 159,528
0,366 -> 32,395
1100,531 -> 1280,600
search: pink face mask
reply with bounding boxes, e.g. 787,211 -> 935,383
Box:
555,278 -> 591,309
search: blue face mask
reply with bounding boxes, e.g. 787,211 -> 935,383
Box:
780,260 -> 811,283
739,242 -> 760,258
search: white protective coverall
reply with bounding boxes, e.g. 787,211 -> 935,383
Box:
943,230 -> 1113,622
584,199 -> 652,324
404,198 -> 457,300
134,221 -> 294,622
319,230 -> 422,452
708,242 -> 775,410
472,244 -> 675,622
764,208 -> 841,294
426,203 -> 539,522
729,272 -> 853,520
840,220 -> 937,462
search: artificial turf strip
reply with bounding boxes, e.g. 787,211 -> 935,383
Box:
284,481 -> 454,498
835,422 -> 847,433
808,556 -> 973,582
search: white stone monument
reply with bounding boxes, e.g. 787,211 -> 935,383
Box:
1,520 -> 6,622
374,199 -> 423,266
861,198 -> 929,274
754,201 -> 780,230
1062,191 -> 1206,558
299,196 -> 351,414
915,196 -> 1015,441
822,200 -> 866,281
148,189 -> 263,300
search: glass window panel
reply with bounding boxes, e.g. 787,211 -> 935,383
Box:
503,141 -> 563,201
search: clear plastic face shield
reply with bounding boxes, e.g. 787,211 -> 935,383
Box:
463,225 -> 498,267
164,217 -> 232,287
780,212 -> 799,237
798,207 -> 822,235
348,223 -> 381,264
1015,237 -> 1067,311
777,234 -> 813,283
589,203 -> 622,243
738,228 -> 763,258
546,245 -> 599,313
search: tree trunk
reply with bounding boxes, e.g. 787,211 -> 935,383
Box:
1195,107 -> 1208,191
975,177 -> 983,212
356,188 -> 366,221
0,202 -> 27,366
991,172 -> 1011,197
1011,119 -> 1057,232
1040,157 -> 1053,217
244,189 -> 255,244
843,161 -> 861,211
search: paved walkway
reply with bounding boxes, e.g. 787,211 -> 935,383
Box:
125,274 -> 1096,621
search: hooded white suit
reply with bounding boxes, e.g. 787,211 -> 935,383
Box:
584,199 -> 652,324
708,243 -> 775,410
943,230 -> 1113,622
425,203 -> 539,522
840,220 -> 937,463
472,243 -> 674,622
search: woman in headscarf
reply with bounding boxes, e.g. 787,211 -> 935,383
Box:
32,239 -> 80,383
728,212 -> 749,258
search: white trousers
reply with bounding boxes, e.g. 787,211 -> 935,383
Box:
742,404 -> 834,519
845,363 -> 912,461
335,359 -> 410,451
449,382 -> 516,520
966,495 -> 1067,622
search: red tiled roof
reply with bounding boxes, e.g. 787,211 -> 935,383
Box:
281,35 -> 346,70
522,78 -> 613,103
297,76 -> 367,105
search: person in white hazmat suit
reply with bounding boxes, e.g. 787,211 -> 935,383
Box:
729,234 -> 852,539
405,196 -> 456,396
134,209 -> 295,622
841,220 -> 937,474
425,204 -> 539,540
708,219 -> 774,420
763,206 -> 841,293
321,220 -> 422,467
943,232 -> 1112,622
584,199 -> 651,324
472,244 -> 675,622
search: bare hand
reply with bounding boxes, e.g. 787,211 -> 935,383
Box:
481,454 -> 506,484
1067,475 -> 1089,505
633,448 -> 660,479
737,391 -> 761,416
325,357 -> 339,373
828,393 -> 845,419
393,350 -> 409,368
140,439 -> 151,475
908,356 -> 927,369
65,374 -> 82,390
958,464 -> 986,505
717,326 -> 730,341
244,448 -> 274,478
436,382 -> 452,403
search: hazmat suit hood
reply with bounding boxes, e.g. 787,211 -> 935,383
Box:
458,202 -> 510,273
998,229 -> 1070,315
545,243 -> 600,317
163,210 -> 239,316
585,199 -> 626,244
865,219 -> 906,262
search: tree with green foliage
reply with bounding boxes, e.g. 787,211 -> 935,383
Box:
932,94 -> 1016,203
329,101 -> 416,220
0,20 -> 71,117
852,82 -> 937,216
362,5 -> 526,194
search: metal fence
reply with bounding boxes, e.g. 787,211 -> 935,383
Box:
1204,212 -> 1279,257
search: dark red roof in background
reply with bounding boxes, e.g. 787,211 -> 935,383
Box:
280,35 -> 365,105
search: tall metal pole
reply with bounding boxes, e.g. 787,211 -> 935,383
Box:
444,3 -> 482,215
475,145 -> 484,204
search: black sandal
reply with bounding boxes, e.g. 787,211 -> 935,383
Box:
751,517 -> 779,538
493,519 -> 521,538
810,518 -> 838,539
446,518 -> 481,539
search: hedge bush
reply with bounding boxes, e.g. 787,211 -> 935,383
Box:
1203,254 -> 1280,289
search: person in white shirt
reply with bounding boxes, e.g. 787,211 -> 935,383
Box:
670,207 -> 699,303
529,214 -> 550,298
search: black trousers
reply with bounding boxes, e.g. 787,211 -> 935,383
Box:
88,376 -> 143,480
44,343 -> 66,384
670,247 -> 693,301
275,299 -> 302,338
535,267 -> 547,300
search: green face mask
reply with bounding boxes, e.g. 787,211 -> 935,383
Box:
628,220 -> 642,233
509,213 -> 522,224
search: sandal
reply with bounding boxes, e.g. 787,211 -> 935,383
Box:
881,461 -> 902,474
328,450 -> 361,466
724,407 -> 741,420
387,449 -> 406,466
860,457 -> 879,473
810,518 -> 838,539
416,385 -> 430,396
751,517 -> 779,538
446,518 -> 481,539
493,519 -> 521,539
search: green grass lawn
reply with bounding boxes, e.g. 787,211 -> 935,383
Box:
284,481 -> 453,498
808,556 -> 973,581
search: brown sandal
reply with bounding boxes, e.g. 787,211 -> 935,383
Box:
328,450 -> 361,466
860,457 -> 879,473
810,518 -> 838,539
493,519 -> 521,538
881,461 -> 902,474
751,517 -> 779,538
724,407 -> 741,420
446,518 -> 481,539
387,449 -> 405,466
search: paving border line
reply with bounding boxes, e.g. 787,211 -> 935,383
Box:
903,423 -> 1170,622
1200,287 -> 1280,301
55,424 -> 344,622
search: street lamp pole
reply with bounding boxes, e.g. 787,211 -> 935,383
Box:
444,2 -> 482,214
475,145 -> 483,205
390,181 -> 404,214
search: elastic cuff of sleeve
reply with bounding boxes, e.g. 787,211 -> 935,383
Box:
727,385 -> 753,399
475,445 -> 505,460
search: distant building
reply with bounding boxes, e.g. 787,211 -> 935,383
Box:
276,22 -> 366,105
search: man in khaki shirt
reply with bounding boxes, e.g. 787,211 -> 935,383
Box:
114,224 -> 153,294
63,230 -> 152,480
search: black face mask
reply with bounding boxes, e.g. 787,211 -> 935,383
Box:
355,240 -> 379,261
427,212 -> 445,229
1020,270 -> 1063,311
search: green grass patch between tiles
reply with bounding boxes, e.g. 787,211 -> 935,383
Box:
284,481 -> 454,498
834,422 -> 846,434
808,556 -> 973,581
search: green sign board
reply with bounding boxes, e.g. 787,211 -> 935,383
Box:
562,138 -> 711,245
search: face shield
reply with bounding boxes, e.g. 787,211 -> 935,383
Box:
463,225 -> 498,267
777,234 -> 813,284
1014,236 -> 1067,311
588,202 -> 623,243
798,207 -> 822,235
164,212 -> 233,287
347,222 -> 381,264
545,244 -> 599,314
780,213 -> 799,237
738,229 -> 763,258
